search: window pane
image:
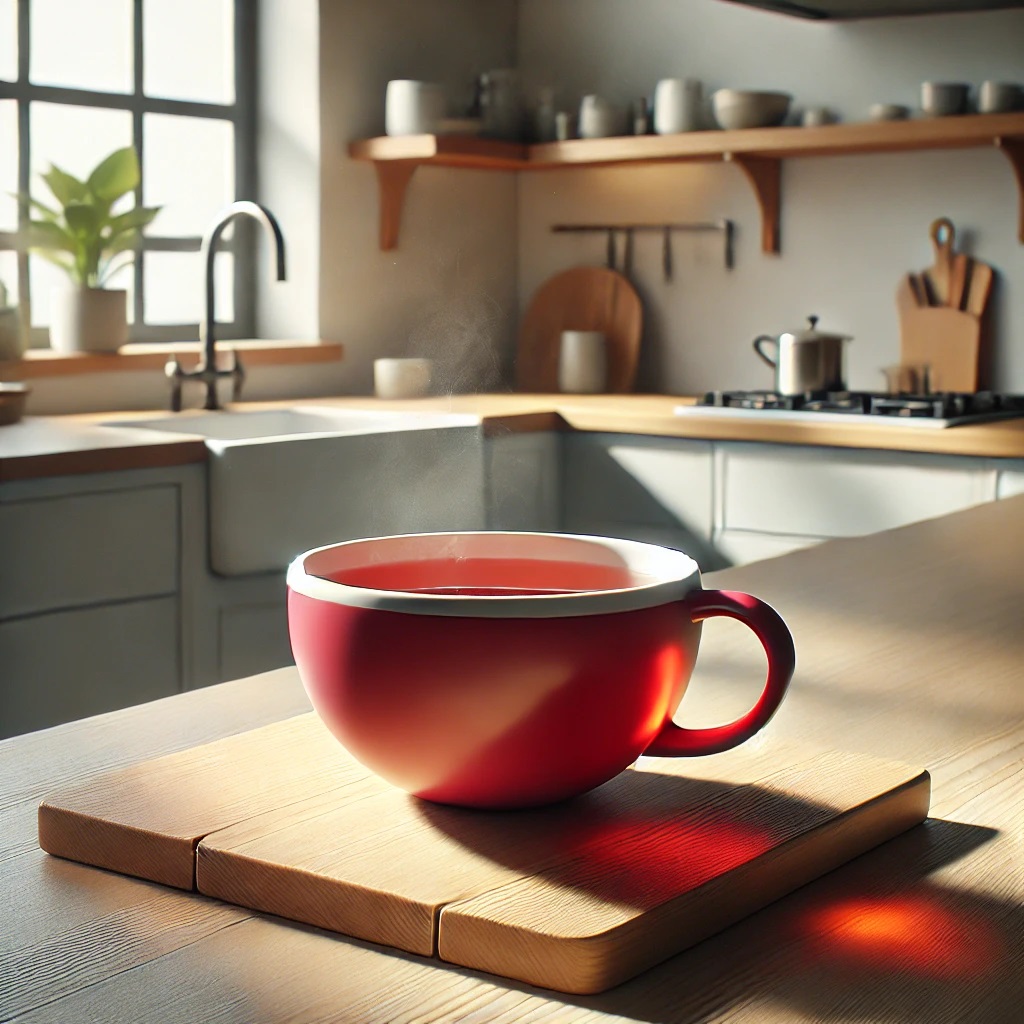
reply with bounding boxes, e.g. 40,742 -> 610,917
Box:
0,100 -> 17,232
144,250 -> 233,325
0,0 -> 16,83
144,114 -> 233,237
30,252 -> 135,326
30,103 -> 133,205
144,0 -> 234,104
31,0 -> 133,94
0,250 -> 17,306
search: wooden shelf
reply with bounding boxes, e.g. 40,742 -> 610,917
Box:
349,111 -> 1024,253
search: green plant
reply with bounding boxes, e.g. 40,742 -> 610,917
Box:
21,146 -> 161,288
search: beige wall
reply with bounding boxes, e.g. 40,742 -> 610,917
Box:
517,0 -> 1024,394
317,0 -> 520,395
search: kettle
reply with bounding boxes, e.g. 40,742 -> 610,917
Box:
753,316 -> 851,396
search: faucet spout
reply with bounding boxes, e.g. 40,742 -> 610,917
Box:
168,200 -> 287,412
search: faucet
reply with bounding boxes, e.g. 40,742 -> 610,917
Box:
166,200 -> 287,411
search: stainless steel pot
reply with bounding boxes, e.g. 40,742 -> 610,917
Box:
753,316 -> 851,396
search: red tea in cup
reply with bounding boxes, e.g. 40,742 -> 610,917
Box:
287,532 -> 795,809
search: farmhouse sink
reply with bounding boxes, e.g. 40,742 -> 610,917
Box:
105,406 -> 485,577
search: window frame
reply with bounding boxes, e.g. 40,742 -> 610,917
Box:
0,0 -> 257,346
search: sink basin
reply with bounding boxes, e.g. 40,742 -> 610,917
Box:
105,406 -> 485,577
109,406 -> 473,443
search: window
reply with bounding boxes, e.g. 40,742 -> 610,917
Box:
0,0 -> 255,346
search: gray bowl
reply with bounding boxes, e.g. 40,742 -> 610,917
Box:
712,89 -> 792,130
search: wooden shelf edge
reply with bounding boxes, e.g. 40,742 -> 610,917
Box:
0,341 -> 344,380
350,112 -> 1024,252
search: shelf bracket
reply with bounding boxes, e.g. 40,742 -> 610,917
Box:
994,137 -> 1024,244
372,160 -> 419,251
727,154 -> 781,255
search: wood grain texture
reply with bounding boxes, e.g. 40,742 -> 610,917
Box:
6,498 -> 1024,1020
42,713 -> 927,992
39,714 -> 362,889
898,306 -> 982,392
516,267 -> 643,393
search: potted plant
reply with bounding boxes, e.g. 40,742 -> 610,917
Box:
23,146 -> 161,353
0,280 -> 22,360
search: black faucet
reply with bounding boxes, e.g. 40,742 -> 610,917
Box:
166,201 -> 287,411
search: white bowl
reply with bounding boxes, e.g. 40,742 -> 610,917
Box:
712,90 -> 791,130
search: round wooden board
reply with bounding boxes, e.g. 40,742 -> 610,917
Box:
516,266 -> 643,393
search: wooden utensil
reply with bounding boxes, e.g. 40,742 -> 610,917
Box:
949,251 -> 971,310
923,217 -> 956,306
517,266 -> 643,393
899,306 -> 981,392
965,257 -> 994,317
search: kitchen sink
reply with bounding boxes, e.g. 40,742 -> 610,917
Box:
104,406 -> 485,577
107,406 -> 471,441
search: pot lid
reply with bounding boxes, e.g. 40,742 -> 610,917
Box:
782,315 -> 851,344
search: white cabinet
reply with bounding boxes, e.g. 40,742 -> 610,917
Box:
485,432 -> 560,531
996,464 -> 1024,499
561,434 -> 723,569
713,443 -> 998,564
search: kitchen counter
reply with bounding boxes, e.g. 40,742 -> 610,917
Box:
3,393 -> 1024,480
3,496 -> 1022,1022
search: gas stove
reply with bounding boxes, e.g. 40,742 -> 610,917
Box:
674,390 -> 1024,429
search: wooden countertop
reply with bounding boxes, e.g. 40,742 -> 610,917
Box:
3,495 -> 1023,1021
3,394 -> 1024,481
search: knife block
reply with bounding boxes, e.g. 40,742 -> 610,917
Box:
898,306 -> 983,393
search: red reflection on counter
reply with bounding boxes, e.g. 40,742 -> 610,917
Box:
804,894 -> 1001,981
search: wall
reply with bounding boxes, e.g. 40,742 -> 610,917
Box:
317,0 -> 520,395
516,0 -> 1024,394
22,0 -> 519,414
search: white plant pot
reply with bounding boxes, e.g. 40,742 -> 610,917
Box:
0,308 -> 23,361
49,287 -> 128,354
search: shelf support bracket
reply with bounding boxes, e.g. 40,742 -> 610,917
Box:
994,137 -> 1024,244
373,160 -> 419,251
728,154 -> 781,255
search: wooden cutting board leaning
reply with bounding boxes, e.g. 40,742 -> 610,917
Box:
517,266 -> 643,393
898,217 -> 995,392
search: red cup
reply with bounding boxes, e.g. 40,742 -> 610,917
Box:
287,532 -> 795,809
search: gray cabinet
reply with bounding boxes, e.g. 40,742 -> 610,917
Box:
485,432 -> 560,532
561,434 -> 723,569
0,467 -> 196,739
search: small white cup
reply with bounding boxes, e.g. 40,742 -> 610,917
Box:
921,81 -> 969,117
653,78 -> 703,134
374,358 -> 433,399
800,106 -> 831,127
558,331 -> 607,394
978,81 -> 1021,114
385,81 -> 446,136
578,96 -> 624,139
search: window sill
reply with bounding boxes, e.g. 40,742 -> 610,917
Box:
0,340 -> 344,380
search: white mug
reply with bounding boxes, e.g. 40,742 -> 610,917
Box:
653,78 -> 703,134
558,331 -> 607,394
374,358 -> 433,399
978,81 -> 1021,114
385,80 -> 445,136
578,96 -> 624,139
920,81 -> 969,117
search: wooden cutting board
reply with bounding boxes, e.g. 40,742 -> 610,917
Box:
899,305 -> 983,393
517,266 -> 643,393
38,713 -> 930,995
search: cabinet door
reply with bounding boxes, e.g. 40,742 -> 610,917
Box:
218,600 -> 293,682
0,596 -> 180,739
0,485 -> 179,618
996,465 -> 1024,500
718,444 -> 996,538
486,433 -> 560,532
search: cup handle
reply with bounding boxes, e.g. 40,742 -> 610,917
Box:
753,335 -> 778,369
643,589 -> 795,757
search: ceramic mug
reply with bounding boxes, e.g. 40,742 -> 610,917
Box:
653,78 -> 703,134
288,532 -> 796,809
578,95 -> 624,139
559,330 -> 608,394
385,80 -> 445,136
373,357 -> 433,399
921,81 -> 969,117
978,81 -> 1021,114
